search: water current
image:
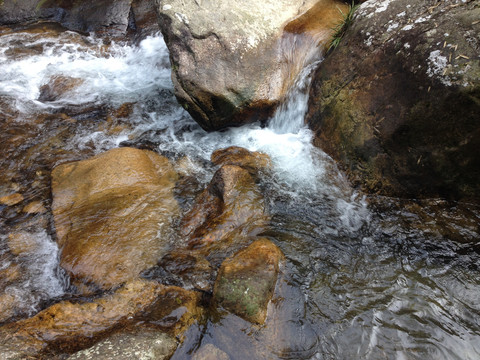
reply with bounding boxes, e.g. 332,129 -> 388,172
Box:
1,24 -> 480,359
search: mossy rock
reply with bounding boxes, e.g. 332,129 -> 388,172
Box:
213,238 -> 284,324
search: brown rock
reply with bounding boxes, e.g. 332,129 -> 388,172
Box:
181,165 -> 268,252
38,76 -> 84,102
213,238 -> 284,324
52,147 -> 179,290
211,146 -> 271,177
0,292 -> 18,324
1,282 -> 202,356
22,201 -> 47,214
138,285 -> 204,339
0,193 -> 24,206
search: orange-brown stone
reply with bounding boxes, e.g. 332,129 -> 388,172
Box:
52,147 -> 179,290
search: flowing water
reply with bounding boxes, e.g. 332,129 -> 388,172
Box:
0,23 -> 480,359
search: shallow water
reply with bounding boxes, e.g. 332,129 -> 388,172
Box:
0,24 -> 479,359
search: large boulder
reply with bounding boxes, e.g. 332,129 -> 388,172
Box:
156,0 -> 349,130
306,0 -> 480,200
52,147 -> 179,290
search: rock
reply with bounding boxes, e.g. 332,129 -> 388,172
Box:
51,147 -> 179,290
192,343 -> 230,360
0,292 -> 18,324
0,279 -> 162,353
213,238 -> 284,324
129,0 -> 161,40
67,329 -> 177,360
211,146 -> 271,177
306,0 -> 480,200
156,0 -> 348,130
137,285 -> 204,338
180,165 -> 268,260
38,76 -> 84,102
0,0 -> 134,35
145,250 -> 215,292
22,201 -> 47,214
0,193 -> 24,206
8,231 -> 41,256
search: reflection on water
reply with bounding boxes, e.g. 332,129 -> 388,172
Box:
0,24 -> 479,359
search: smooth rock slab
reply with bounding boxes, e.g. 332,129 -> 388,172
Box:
213,238 -> 284,324
52,147 -> 179,290
68,330 -> 177,360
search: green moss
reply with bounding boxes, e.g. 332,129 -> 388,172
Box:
216,276 -> 271,320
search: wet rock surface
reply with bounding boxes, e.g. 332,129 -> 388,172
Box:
156,0 -> 347,130
52,147 -> 179,290
191,343 -> 230,360
0,279 -> 163,354
180,164 -> 268,263
67,329 -> 178,360
0,280 -> 202,356
213,238 -> 284,324
38,75 -> 84,102
306,0 -> 480,200
211,146 -> 271,177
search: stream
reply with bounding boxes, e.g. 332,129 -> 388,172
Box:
1,23 -> 480,359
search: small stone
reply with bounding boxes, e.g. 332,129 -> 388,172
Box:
8,231 -> 40,256
22,201 -> 47,214
0,193 -> 24,206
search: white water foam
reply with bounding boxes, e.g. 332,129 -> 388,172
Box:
1,230 -> 65,318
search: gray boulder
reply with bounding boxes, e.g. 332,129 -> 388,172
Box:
156,0 -> 349,130
307,0 -> 480,200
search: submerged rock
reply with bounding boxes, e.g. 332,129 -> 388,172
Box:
38,75 -> 84,102
52,147 -> 179,290
192,343 -> 230,360
213,238 -> 284,324
306,0 -> 480,200
68,329 -> 177,360
0,193 -> 24,206
156,0 -> 348,130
